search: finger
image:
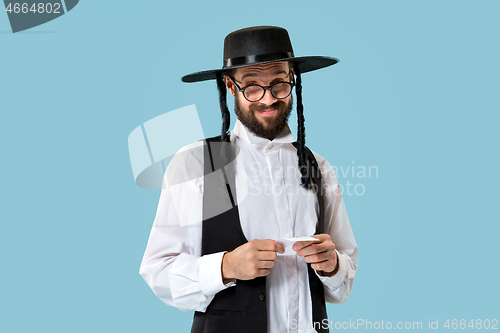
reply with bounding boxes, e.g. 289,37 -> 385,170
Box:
292,241 -> 321,251
258,260 -> 276,269
302,234 -> 329,245
296,243 -> 328,256
296,238 -> 335,256
258,268 -> 271,277
311,234 -> 329,242
302,250 -> 329,263
293,234 -> 327,250
256,239 -> 285,254
292,241 -> 317,252
256,250 -> 278,261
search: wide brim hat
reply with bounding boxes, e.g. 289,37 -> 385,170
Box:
182,26 -> 338,83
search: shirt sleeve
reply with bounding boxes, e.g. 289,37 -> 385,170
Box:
313,152 -> 359,303
139,143 -> 236,312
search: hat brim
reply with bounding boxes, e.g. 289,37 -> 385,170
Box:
181,56 -> 339,83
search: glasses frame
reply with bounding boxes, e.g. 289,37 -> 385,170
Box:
229,72 -> 295,102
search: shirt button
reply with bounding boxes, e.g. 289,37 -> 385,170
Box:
267,143 -> 273,149
259,294 -> 265,301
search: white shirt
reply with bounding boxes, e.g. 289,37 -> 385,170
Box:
139,119 -> 358,333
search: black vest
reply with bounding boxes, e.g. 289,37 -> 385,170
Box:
191,136 -> 329,333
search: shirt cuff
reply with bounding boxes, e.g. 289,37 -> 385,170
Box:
198,251 -> 236,296
315,249 -> 348,289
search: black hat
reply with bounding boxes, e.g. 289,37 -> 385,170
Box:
182,26 -> 338,83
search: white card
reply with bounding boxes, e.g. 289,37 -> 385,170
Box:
276,236 -> 320,256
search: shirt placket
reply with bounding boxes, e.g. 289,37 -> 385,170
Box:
266,147 -> 299,333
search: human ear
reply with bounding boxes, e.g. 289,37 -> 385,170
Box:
289,67 -> 295,83
224,75 -> 236,96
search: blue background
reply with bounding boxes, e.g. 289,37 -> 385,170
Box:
1,1 -> 499,332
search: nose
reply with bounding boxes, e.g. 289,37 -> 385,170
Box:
259,87 -> 277,105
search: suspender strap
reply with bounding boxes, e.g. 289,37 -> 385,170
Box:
205,136 -> 236,208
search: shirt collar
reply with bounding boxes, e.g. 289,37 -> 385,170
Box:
231,119 -> 296,153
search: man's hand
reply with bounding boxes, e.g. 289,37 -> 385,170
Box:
222,239 -> 285,281
293,234 -> 339,277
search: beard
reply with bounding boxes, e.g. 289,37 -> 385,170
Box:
234,93 -> 293,140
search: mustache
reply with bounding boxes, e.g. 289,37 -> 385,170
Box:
250,100 -> 287,113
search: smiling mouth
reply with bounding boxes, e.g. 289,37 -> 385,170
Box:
258,109 -> 277,116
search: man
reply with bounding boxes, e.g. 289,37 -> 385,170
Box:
139,26 -> 358,333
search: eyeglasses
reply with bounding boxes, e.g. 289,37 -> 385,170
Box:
229,74 -> 295,102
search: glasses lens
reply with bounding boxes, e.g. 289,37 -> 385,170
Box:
271,83 -> 292,99
244,86 -> 265,102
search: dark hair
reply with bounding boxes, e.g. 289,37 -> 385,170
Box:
216,72 -> 231,142
294,67 -> 312,190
